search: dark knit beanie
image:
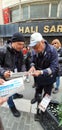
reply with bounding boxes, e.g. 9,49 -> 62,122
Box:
11,32 -> 25,42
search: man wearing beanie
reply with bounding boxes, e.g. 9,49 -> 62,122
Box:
0,32 -> 25,117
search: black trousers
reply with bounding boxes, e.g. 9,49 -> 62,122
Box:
34,74 -> 56,98
35,84 -> 53,98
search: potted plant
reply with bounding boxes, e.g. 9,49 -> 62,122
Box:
39,100 -> 62,130
57,103 -> 62,127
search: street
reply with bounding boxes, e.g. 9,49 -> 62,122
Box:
0,75 -> 62,130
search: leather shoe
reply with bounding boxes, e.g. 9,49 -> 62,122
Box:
10,106 -> 20,117
31,98 -> 37,104
13,93 -> 23,99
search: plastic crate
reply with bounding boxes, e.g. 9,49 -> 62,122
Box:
39,100 -> 62,130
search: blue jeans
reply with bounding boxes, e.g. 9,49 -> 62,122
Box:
7,93 -> 17,107
56,76 -> 60,89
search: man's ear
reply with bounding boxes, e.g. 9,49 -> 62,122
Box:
41,40 -> 44,44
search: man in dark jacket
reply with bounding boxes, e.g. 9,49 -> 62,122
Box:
29,32 -> 59,104
0,32 -> 25,117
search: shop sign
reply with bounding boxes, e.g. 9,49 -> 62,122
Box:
19,26 -> 38,33
0,20 -> 62,37
44,25 -> 62,33
18,20 -> 62,36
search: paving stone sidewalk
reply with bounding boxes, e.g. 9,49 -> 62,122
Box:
0,76 -> 62,130
0,107 -> 43,130
0,75 -> 44,130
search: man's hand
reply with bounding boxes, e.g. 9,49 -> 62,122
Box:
4,70 -> 12,79
0,78 -> 5,85
0,97 -> 8,106
31,70 -> 41,76
0,78 -> 8,105
28,66 -> 36,74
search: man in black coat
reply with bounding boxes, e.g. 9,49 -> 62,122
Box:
0,32 -> 25,117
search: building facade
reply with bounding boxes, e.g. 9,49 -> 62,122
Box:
0,0 -> 62,45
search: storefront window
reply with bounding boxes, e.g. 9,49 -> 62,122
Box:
10,6 -> 20,22
10,2 -> 59,22
59,11 -> 62,18
30,4 -> 49,19
51,4 -> 58,17
22,6 -> 28,20
59,3 -> 62,18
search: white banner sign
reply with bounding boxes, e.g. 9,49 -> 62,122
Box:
0,77 -> 24,97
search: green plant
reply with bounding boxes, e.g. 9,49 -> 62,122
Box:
57,103 -> 62,126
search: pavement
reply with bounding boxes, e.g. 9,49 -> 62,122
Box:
0,75 -> 62,130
